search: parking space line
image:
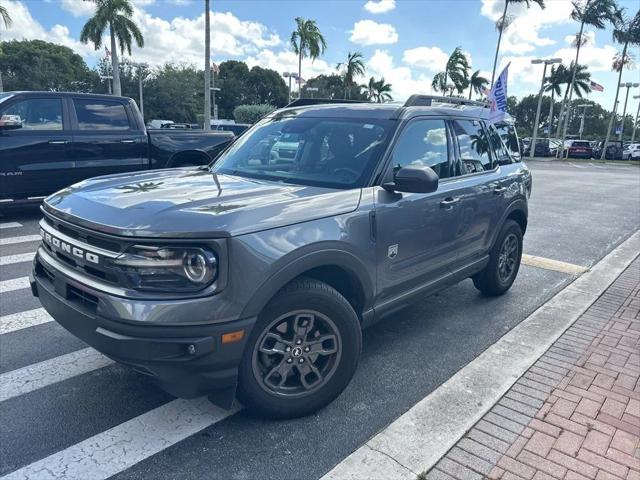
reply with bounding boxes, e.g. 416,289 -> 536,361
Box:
0,252 -> 35,266
568,162 -> 586,169
0,276 -> 30,293
0,348 -> 113,402
1,398 -> 240,480
0,222 -> 22,230
0,234 -> 41,246
0,308 -> 52,335
521,254 -> 589,275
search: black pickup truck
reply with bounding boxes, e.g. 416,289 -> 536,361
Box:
0,91 -> 234,204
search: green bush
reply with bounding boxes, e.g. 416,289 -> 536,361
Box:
233,104 -> 276,124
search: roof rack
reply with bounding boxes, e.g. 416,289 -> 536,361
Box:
403,95 -> 489,108
285,98 -> 370,108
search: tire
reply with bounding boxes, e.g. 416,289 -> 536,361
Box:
237,278 -> 362,419
473,219 -> 523,296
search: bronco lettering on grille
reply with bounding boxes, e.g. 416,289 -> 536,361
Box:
40,228 -> 100,264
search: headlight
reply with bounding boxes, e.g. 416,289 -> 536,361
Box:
114,245 -> 218,293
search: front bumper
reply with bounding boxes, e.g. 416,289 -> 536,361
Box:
31,248 -> 256,401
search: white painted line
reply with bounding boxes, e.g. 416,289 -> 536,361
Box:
521,254 -> 589,275
2,398 -> 240,480
0,308 -> 52,335
0,348 -> 113,402
322,230 -> 640,480
569,162 -> 585,169
0,234 -> 40,246
0,252 -> 35,266
0,222 -> 22,230
0,276 -> 30,293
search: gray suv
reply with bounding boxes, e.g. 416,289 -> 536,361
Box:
31,96 -> 531,418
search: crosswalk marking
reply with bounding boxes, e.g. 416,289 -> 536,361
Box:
0,222 -> 22,230
0,348 -> 113,402
0,234 -> 41,246
0,276 -> 30,293
1,398 -> 241,480
0,252 -> 35,266
0,308 -> 52,335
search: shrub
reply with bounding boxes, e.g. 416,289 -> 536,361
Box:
233,104 -> 276,124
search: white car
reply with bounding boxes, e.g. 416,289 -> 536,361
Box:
622,143 -> 640,160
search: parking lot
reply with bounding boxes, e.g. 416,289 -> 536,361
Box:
0,160 -> 639,480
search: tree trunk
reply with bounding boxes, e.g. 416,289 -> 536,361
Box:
601,40 -> 628,160
490,0 -> 509,88
468,83 -> 473,99
547,90 -> 555,139
110,24 -> 121,96
556,84 -> 570,138
298,49 -> 302,99
203,0 -> 211,130
559,17 -> 586,154
0,72 -> 3,93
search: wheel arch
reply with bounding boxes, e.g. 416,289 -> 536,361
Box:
490,199 -> 528,248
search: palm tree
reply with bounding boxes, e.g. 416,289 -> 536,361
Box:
490,0 -> 545,87
558,0 -> 619,147
363,77 -> 393,103
543,64 -> 565,138
468,70 -> 489,99
432,47 -> 470,96
80,0 -> 144,97
290,17 -> 326,99
336,51 -> 365,99
203,0 -> 211,131
556,62 -> 592,137
0,4 -> 10,93
602,8 -> 640,159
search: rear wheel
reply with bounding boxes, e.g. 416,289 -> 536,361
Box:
473,219 -> 522,296
238,278 -> 361,419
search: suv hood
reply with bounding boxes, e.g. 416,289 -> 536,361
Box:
44,168 -> 362,238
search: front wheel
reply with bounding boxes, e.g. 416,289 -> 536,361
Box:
238,278 -> 362,419
473,219 -> 523,296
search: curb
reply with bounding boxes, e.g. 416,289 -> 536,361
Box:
321,231 -> 640,480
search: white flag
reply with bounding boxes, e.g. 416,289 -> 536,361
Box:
487,63 -> 510,124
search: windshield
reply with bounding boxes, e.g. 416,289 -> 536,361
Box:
0,93 -> 13,104
211,115 -> 396,189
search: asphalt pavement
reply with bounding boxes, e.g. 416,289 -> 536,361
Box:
0,160 -> 638,480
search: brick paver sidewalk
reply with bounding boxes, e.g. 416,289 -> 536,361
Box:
428,257 -> 640,480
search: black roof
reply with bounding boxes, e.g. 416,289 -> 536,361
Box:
4,91 -> 134,101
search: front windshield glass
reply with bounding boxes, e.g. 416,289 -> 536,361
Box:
212,114 -> 395,189
0,93 -> 13,104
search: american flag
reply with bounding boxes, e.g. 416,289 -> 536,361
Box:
590,81 -> 604,92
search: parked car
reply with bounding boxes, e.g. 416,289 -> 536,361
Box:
147,119 -> 174,129
567,140 -> 593,158
622,143 -> 640,160
592,140 -> 623,160
213,123 -> 251,136
31,95 -> 531,419
0,91 -> 234,204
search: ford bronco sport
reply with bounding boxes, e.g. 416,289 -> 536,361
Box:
31,96 -> 532,419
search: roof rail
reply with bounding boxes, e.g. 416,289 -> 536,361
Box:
285,98 -> 370,108
403,95 -> 489,108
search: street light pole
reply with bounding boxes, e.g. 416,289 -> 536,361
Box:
618,82 -> 639,141
127,62 -> 148,121
631,95 -> 640,144
575,104 -> 591,139
529,58 -> 561,160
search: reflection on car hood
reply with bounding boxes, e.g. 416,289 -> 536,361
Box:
43,168 -> 362,238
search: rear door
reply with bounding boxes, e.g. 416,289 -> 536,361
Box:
69,97 -> 147,184
0,95 -> 73,200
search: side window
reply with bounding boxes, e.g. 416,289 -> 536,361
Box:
451,120 -> 494,174
73,99 -> 131,130
390,119 -> 450,179
488,124 -> 513,166
1,98 -> 63,131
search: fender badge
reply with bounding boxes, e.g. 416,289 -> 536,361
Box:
388,244 -> 398,259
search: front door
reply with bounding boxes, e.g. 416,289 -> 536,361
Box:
0,96 -> 73,200
374,117 -> 468,307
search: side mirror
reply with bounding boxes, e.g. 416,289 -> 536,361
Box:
0,115 -> 22,130
383,165 -> 439,194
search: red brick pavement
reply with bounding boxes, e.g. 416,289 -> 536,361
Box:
427,257 -> 640,480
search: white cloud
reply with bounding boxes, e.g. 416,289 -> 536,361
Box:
349,20 -> 398,46
60,0 -> 96,17
367,49 -> 433,101
402,46 -> 449,72
481,0 -> 572,54
363,0 -> 395,14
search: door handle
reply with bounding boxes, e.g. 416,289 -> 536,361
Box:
48,140 -> 68,145
440,197 -> 460,209
494,186 -> 507,195
120,139 -> 136,144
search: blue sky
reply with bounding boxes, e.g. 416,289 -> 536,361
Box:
1,0 -> 639,110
